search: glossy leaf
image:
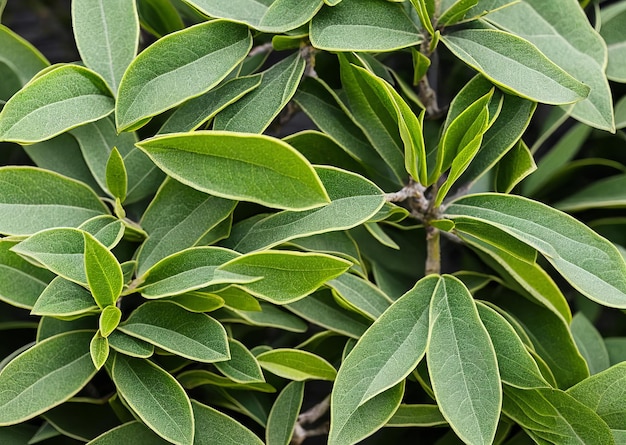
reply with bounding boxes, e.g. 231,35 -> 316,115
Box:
116,20 -> 251,131
570,313 -> 610,375
72,0 -> 139,93
445,193 -> 626,308
0,331 -> 96,425
137,131 -> 329,211
442,29 -> 589,105
88,421 -> 171,445
428,275 -> 501,445
90,332 -> 109,370
310,0 -> 422,51
84,232 -> 123,308
111,353 -> 194,445
0,167 -> 107,236
257,349 -> 336,381
218,251 -> 351,304
266,381 -> 304,445
99,305 -> 122,337
31,277 -> 98,317
192,400 -> 264,445
215,339 -> 264,384
0,65 -> 114,143
330,276 -> 436,443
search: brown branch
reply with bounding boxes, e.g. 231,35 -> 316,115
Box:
290,395 -> 330,445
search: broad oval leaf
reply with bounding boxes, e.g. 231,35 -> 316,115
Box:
99,305 -> 122,337
31,277 -> 97,317
111,353 -> 194,445
0,330 -> 96,425
84,232 -> 123,308
445,193 -> 626,308
192,399 -> 265,445
310,0 -> 423,51
256,349 -> 336,381
218,250 -> 351,304
88,421 -> 171,445
136,131 -> 330,211
0,167 -> 107,236
330,276 -> 437,443
119,300 -> 229,363
72,0 -> 139,94
90,332 -> 109,370
266,381 -> 304,445
0,64 -> 114,143
442,29 -> 589,105
232,166 -> 384,252
427,275 -> 501,445
115,20 -> 251,131
215,339 -> 264,384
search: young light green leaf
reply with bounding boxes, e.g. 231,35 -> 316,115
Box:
108,330 -> 154,358
442,29 -> 589,105
571,312 -> 610,375
428,275 -> 501,445
256,349 -> 336,381
192,400 -> 265,445
600,2 -> 626,83
84,232 -> 123,308
213,53 -> 305,133
137,131 -> 330,211
0,167 -> 107,236
116,20 -> 251,131
218,251 -> 351,304
328,272 -> 392,320
0,330 -> 96,425
310,0 -> 422,51
0,64 -> 114,143
111,353 -> 194,445
90,332 -> 109,370
445,193 -> 626,308
217,287 -> 262,312
99,305 -> 122,337
165,292 -> 224,313
330,276 -> 437,443
266,381 -> 304,445
494,140 -> 536,193
215,339 -> 264,384
487,0 -> 614,131
31,277 -> 98,317
0,25 -> 48,98
88,421 -> 171,445
105,147 -> 127,202
72,0 -> 139,94
119,300 -> 229,363
386,404 -> 447,427
158,75 -> 261,134
231,166 -> 384,253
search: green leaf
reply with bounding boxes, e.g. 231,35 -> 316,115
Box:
137,0 -> 184,38
105,147 -> 128,202
115,20 -> 251,131
477,302 -> 548,389
111,353 -> 194,445
441,29 -> 589,105
445,193 -> 626,308
43,400 -> 122,442
84,232 -> 123,308
165,292 -> 224,313
108,330 -> 154,358
0,330 -> 96,425
231,166 -> 384,253
137,131 -> 330,211
567,362 -> 626,430
119,300 -> 229,363
71,0 -> 139,94
218,251 -> 351,304
256,349 -> 336,381
0,167 -> 107,236
330,276 -> 436,443
88,421 -> 171,444
0,64 -> 114,143
328,273 -> 392,320
90,332 -> 109,370
217,302 -> 308,333
217,287 -> 262,312
428,275 -> 501,445
570,313 -> 610,375
502,386 -> 615,445
266,381 -> 304,445
215,339 -> 264,384
79,216 -> 125,250
0,25 -> 48,99
555,174 -> 626,212
31,277 -> 98,317
0,239 -> 53,309
137,247 -> 254,298
158,75 -> 261,134
213,53 -> 305,134
192,400 -> 264,445
99,305 -> 122,337
310,0 -> 422,51
494,140 -> 536,193
438,0 -> 479,25
386,404 -> 447,427
486,0 -> 615,131
178,370 -> 274,393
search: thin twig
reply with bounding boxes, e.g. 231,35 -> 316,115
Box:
290,395 -> 331,445
248,42 -> 273,57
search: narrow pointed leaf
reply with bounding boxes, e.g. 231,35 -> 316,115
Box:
266,381 -> 304,445
442,29 -> 589,105
0,167 -> 107,236
31,277 -> 98,317
192,400 -> 264,445
494,140 -> 536,193
90,332 -> 109,370
119,300 -> 229,362
84,232 -> 123,308
0,65 -> 114,143
215,339 -> 264,384
111,354 -> 194,445
105,147 -> 127,202
428,275 -> 501,445
99,305 -> 122,337
445,193 -> 626,308
115,19 -> 251,131
88,421 -> 171,444
218,251 -> 351,304
330,276 -> 437,443
257,349 -> 336,381
72,0 -> 139,94
0,330 -> 96,425
137,131 -> 330,211
439,0 -> 479,25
